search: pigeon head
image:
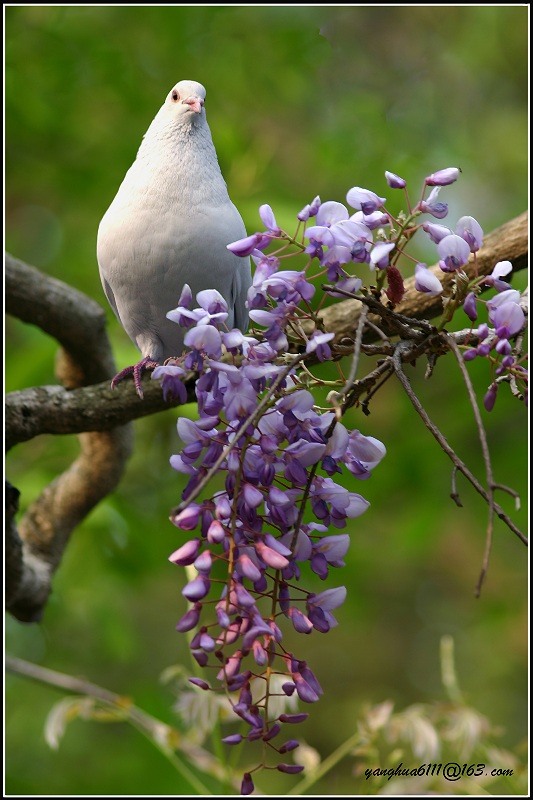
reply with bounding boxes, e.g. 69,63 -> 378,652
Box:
163,79 -> 206,123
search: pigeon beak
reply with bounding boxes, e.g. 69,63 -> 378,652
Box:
182,95 -> 204,114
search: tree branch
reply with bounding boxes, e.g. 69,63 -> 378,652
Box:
5,378 -> 193,451
5,254 -> 135,621
5,252 -> 115,386
5,212 -> 527,444
4,210 -> 527,620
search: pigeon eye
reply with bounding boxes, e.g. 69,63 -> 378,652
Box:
171,90 -> 180,102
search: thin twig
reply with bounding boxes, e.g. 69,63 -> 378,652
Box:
5,654 -> 236,792
450,466 -> 463,507
360,365 -> 396,415
392,342 -> 527,547
6,654 -> 130,704
446,336 -> 495,596
492,484 -> 521,510
334,306 -> 369,403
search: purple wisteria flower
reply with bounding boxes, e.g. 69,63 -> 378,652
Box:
370,241 -> 395,270
463,291 -> 478,322
184,323 -> 223,357
167,288 -> 229,331
419,186 -> 448,219
196,289 -> 229,318
483,383 -> 498,412
166,303 -> 204,329
259,203 -> 282,234
455,215 -> 483,252
306,586 -> 347,631
327,276 -> 363,297
227,233 -> 269,257
177,283 -> 192,308
330,220 -> 373,261
346,430 -> 387,474
352,209 -> 389,230
422,222 -> 452,244
303,224 -> 335,260
241,773 -> 255,795
346,186 -> 386,215
437,233 -> 471,272
488,294 -> 524,339
152,364 -> 188,403
485,260 -> 513,292
306,331 -> 335,362
316,200 -> 350,227
298,195 -> 321,221
414,262 -> 443,296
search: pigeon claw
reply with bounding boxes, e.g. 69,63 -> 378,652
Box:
111,356 -> 160,399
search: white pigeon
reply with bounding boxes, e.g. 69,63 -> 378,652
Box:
97,79 -> 252,396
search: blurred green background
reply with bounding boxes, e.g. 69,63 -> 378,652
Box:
5,6 -> 528,796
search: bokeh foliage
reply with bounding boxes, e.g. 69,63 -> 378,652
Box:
5,6 -> 528,795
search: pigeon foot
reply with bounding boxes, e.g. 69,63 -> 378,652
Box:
111,356 -> 160,398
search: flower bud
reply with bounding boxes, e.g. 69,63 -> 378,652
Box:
425,167 -> 460,186
385,170 -> 406,189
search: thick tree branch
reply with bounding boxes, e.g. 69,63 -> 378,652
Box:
5,254 -> 135,621
5,252 -> 116,386
5,378 -> 193,451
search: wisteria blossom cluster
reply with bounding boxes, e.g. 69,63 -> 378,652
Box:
153,279 -> 386,792
226,165 -> 526,410
420,218 -> 527,410
461,264 -> 527,410
152,167 -> 526,793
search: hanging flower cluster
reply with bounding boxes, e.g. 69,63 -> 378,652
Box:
153,168 -> 526,792
154,276 -> 386,792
